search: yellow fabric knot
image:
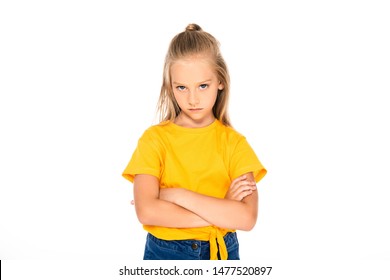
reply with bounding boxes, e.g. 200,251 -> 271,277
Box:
209,227 -> 228,260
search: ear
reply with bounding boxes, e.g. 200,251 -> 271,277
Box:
218,81 -> 224,90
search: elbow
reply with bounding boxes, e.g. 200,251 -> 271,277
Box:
239,211 -> 258,231
134,196 -> 164,226
135,209 -> 147,225
135,204 -> 155,225
136,212 -> 149,225
241,218 -> 257,231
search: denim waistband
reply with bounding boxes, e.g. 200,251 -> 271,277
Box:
144,232 -> 239,260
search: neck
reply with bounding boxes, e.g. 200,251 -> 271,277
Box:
174,114 -> 215,128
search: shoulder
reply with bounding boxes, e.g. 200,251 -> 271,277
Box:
140,121 -> 171,139
215,120 -> 246,143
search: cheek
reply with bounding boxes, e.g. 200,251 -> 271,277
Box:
173,93 -> 185,105
208,92 -> 218,106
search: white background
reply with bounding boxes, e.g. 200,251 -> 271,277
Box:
1,0 -> 389,272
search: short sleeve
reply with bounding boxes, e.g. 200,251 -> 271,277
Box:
122,131 -> 162,183
230,136 -> 267,183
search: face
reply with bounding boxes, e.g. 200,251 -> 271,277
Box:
171,56 -> 224,128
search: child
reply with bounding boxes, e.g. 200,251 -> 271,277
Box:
122,23 -> 267,260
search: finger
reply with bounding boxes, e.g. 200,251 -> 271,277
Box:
228,178 -> 243,193
239,185 -> 257,193
236,174 -> 256,183
236,180 -> 257,190
231,175 -> 247,186
239,190 -> 254,201
230,176 -> 254,189
230,185 -> 256,199
229,181 -> 254,196
228,177 -> 256,198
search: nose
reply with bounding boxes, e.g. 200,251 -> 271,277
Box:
188,91 -> 199,107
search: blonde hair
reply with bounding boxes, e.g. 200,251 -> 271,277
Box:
157,23 -> 231,127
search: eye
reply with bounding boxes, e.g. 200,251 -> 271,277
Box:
176,85 -> 186,91
199,84 -> 208,90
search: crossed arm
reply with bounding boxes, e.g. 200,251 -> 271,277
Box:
133,172 -> 258,231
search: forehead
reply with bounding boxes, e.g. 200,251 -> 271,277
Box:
170,56 -> 217,83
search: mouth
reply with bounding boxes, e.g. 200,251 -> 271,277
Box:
189,108 -> 203,111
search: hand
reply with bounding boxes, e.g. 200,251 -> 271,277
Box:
225,175 -> 257,201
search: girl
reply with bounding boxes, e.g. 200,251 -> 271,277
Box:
122,23 -> 267,260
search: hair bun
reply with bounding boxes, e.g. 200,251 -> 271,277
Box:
185,23 -> 202,32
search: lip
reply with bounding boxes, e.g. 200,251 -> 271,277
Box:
189,108 -> 203,111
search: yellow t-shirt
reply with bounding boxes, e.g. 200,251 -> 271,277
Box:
122,119 -> 267,259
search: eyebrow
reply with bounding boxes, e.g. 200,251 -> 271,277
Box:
172,79 -> 212,85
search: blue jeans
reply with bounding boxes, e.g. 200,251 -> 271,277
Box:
143,232 -> 240,260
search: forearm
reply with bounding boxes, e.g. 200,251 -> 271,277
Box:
135,197 -> 211,228
133,174 -> 211,228
168,189 -> 258,231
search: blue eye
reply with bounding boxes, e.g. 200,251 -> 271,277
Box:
176,86 -> 186,91
199,84 -> 208,89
